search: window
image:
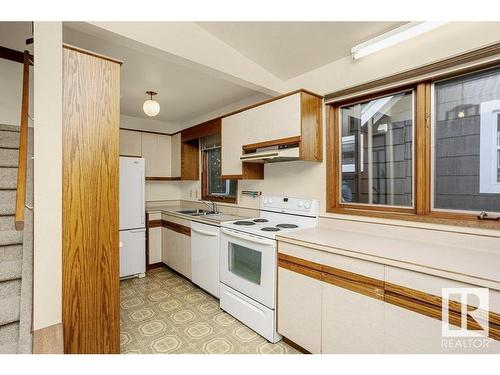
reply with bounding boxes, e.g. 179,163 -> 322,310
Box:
433,68 -> 500,213
340,91 -> 414,208
327,66 -> 500,226
201,135 -> 237,203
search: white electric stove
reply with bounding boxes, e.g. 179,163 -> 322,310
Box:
219,195 -> 319,343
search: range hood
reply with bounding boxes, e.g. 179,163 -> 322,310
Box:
240,146 -> 300,163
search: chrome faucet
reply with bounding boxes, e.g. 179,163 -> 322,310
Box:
200,200 -> 220,214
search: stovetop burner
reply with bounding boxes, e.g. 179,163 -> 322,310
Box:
261,227 -> 281,232
234,221 -> 256,226
253,218 -> 269,223
276,223 -> 299,229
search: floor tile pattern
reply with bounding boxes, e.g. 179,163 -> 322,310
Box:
120,267 -> 300,354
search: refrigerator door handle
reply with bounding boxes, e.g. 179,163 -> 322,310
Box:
141,168 -> 145,225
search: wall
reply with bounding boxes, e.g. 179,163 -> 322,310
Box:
121,114 -> 180,134
33,22 -> 62,331
0,22 -> 34,127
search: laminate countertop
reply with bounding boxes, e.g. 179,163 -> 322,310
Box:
146,205 -> 247,226
276,226 -> 500,289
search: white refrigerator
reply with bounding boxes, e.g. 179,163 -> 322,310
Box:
119,157 -> 146,278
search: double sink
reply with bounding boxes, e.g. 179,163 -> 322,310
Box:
175,209 -> 219,217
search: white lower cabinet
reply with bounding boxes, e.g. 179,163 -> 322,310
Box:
162,226 -> 191,280
277,267 -> 322,353
148,226 -> 162,264
322,282 -> 384,354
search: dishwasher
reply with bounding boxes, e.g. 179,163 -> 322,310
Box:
191,221 -> 221,298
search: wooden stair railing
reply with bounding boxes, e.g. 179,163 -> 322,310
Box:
14,50 -> 31,231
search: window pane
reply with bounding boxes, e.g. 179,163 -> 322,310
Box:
340,91 -> 413,207
434,68 -> 500,212
206,148 -> 237,197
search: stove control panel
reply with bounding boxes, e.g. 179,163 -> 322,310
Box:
261,195 -> 318,215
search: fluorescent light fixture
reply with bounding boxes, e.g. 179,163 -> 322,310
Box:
351,22 -> 449,60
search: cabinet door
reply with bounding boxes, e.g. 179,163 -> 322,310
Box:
148,227 -> 162,264
322,280 -> 384,354
170,133 -> 181,178
141,133 -> 171,177
277,267 -> 322,353
221,115 -> 243,176
266,93 -> 301,141
180,233 -> 191,280
162,227 -> 174,267
119,129 -> 142,156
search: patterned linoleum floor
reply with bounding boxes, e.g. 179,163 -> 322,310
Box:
120,267 -> 300,354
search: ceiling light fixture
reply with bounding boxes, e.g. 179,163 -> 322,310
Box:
143,91 -> 160,117
351,22 -> 449,60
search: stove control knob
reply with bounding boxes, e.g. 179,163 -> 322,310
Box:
263,198 -> 269,205
298,200 -> 304,208
304,201 -> 311,209
268,198 -> 273,205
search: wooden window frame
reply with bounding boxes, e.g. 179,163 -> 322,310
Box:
326,72 -> 500,229
201,147 -> 238,204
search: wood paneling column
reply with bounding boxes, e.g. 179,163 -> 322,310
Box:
62,45 -> 121,353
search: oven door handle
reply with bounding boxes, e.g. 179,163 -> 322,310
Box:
220,228 -> 275,246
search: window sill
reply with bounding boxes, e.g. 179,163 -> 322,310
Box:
202,195 -> 237,204
327,207 -> 500,232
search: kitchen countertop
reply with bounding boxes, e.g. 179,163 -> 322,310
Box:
146,204 -> 247,226
276,226 -> 500,289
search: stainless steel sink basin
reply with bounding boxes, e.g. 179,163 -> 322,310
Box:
175,209 -> 213,216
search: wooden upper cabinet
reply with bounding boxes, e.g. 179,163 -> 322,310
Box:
221,90 -> 323,179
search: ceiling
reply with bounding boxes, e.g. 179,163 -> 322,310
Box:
63,24 -> 265,126
197,22 -> 404,80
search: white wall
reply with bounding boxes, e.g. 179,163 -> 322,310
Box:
146,181 -> 182,202
33,22 -> 62,331
0,22 -> 34,127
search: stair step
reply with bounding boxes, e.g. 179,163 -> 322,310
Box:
0,190 -> 16,215
0,321 -> 19,353
0,260 -> 22,282
0,216 -> 16,232
0,167 -> 17,189
0,148 -> 19,168
0,279 -> 21,298
0,124 -> 20,132
0,244 -> 23,262
0,296 -> 20,326
0,229 -> 23,247
0,130 -> 20,149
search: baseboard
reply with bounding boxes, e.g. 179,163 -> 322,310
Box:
282,336 -> 311,354
33,322 -> 64,354
146,262 -> 165,270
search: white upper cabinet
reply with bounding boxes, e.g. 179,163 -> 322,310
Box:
119,129 -> 142,156
221,90 -> 322,178
141,133 -> 172,177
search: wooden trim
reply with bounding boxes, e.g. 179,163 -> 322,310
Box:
63,43 -> 123,65
201,146 -> 237,204
14,51 -> 31,231
148,219 -> 163,228
242,136 -> 301,152
0,45 -> 34,64
145,176 -> 181,181
181,118 -> 221,142
325,41 -> 500,102
222,89 -> 323,119
415,82 -> 432,215
146,262 -> 165,270
279,253 -> 500,340
299,91 -> 323,162
162,220 -> 191,237
33,323 -> 64,354
281,337 -> 311,354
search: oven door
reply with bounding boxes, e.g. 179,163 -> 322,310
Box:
220,228 -> 276,309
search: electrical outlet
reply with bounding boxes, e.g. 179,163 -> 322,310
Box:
195,189 -> 198,198
189,189 -> 192,198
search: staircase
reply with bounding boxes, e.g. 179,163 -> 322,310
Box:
0,123 -> 33,353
